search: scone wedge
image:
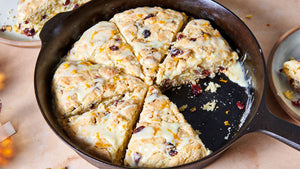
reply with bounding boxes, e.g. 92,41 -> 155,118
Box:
61,87 -> 146,164
52,60 -> 147,118
17,0 -> 91,36
156,19 -> 239,88
66,21 -> 144,79
282,59 -> 300,94
111,7 -> 188,84
124,86 -> 210,168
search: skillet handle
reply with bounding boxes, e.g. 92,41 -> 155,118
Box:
245,100 -> 300,150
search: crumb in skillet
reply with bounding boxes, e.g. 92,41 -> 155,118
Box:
189,106 -> 196,113
219,79 -> 228,83
224,121 -> 230,126
205,82 -> 220,93
225,110 -> 230,115
201,100 -> 216,111
179,104 -> 188,112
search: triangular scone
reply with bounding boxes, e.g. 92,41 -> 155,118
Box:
52,60 -> 147,118
17,0 -> 91,36
156,19 -> 239,87
282,60 -> 300,94
124,86 -> 210,168
66,21 -> 144,79
61,87 -> 147,164
111,7 -> 188,84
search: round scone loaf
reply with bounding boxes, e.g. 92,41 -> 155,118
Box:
51,6 -> 243,168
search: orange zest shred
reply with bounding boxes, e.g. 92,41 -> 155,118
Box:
283,90 -> 293,100
220,79 -> 228,83
224,121 -> 230,126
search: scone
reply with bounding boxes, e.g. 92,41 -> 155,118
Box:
17,0 -> 91,36
61,86 -> 146,164
52,61 -> 147,118
282,59 -> 300,94
156,19 -> 239,88
111,7 -> 188,84
124,86 -> 210,168
66,21 -> 144,79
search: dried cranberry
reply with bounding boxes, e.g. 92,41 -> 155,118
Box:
219,66 -> 226,71
144,13 -> 155,20
24,20 -> 29,24
110,45 -> 119,51
237,101 -> 244,110
133,126 -> 145,134
23,28 -> 36,36
63,0 -> 70,6
177,34 -> 184,40
89,103 -> 96,109
113,100 -> 123,107
202,69 -> 211,76
18,24 -> 21,29
161,79 -> 172,91
73,3 -> 79,9
190,38 -> 197,41
191,84 -> 202,96
0,27 -> 5,32
279,68 -> 283,72
289,79 -> 294,85
142,29 -> 151,38
92,117 -> 97,124
169,149 -> 178,156
115,38 -> 120,41
292,98 -> 300,106
170,48 -> 183,57
41,15 -> 47,20
134,152 -> 142,164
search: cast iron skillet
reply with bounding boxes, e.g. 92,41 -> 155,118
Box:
34,0 -> 300,168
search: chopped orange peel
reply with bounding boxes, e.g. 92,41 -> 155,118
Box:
283,90 -> 293,100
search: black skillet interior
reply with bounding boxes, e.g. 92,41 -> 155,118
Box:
35,0 -> 265,167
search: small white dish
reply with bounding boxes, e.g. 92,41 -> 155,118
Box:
0,0 -> 40,47
268,27 -> 300,122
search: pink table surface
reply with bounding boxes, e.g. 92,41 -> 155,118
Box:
0,0 -> 299,168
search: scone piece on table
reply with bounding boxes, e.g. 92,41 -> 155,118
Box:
62,86 -> 147,164
52,60 -> 147,118
156,19 -> 239,88
124,86 -> 210,168
282,59 -> 300,94
17,0 -> 91,36
111,7 -> 188,84
66,21 -> 144,79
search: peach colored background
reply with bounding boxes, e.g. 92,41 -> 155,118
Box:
0,0 -> 300,168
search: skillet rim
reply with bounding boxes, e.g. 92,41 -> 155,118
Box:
34,0 -> 265,168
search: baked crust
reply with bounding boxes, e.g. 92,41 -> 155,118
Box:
156,19 -> 238,87
124,86 -> 210,168
111,7 -> 188,84
66,21 -> 144,79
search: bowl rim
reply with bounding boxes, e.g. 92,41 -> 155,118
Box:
267,26 -> 300,123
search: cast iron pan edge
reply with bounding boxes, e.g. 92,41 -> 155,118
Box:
34,0 -> 300,168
